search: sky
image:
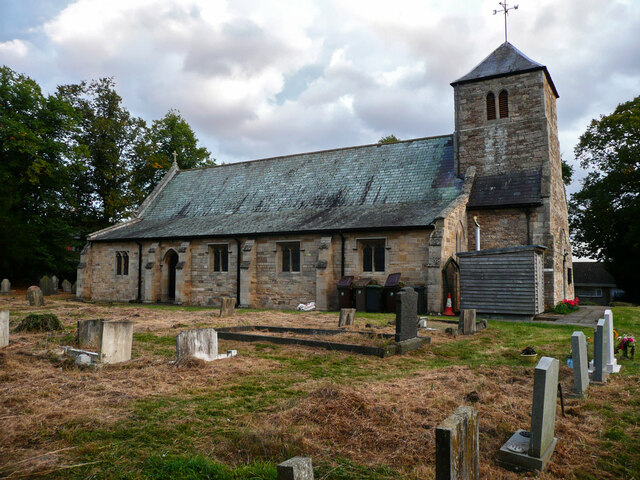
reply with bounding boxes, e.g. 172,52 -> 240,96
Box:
1,0 -> 639,197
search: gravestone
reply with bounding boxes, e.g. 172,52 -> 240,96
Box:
0,278 -> 10,295
0,311 -> 9,348
571,331 -> 589,397
396,287 -> 418,342
219,297 -> 236,317
277,457 -> 314,480
176,328 -> 236,361
498,356 -> 559,471
62,279 -> 72,293
51,275 -> 59,292
436,406 -> 479,480
77,319 -> 105,348
458,309 -> 477,335
592,319 -> 608,383
338,308 -> 356,327
26,286 -> 45,307
71,281 -> 77,294
39,276 -> 53,296
604,310 -> 621,373
99,320 -> 134,364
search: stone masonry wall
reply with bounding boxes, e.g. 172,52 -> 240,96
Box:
466,208 -> 537,250
84,242 -> 140,302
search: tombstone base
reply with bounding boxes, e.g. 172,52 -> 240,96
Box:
395,336 -> 429,354
606,363 -> 622,374
498,429 -> 557,472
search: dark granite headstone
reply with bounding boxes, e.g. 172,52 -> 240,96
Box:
396,287 -> 418,342
39,276 -> 53,296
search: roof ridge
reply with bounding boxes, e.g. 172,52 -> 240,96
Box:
181,134 -> 453,172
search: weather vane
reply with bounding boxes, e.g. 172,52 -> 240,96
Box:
493,2 -> 518,43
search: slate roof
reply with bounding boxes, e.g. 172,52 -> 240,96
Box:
451,42 -> 558,97
573,262 -> 617,287
467,171 -> 542,209
91,136 -> 464,241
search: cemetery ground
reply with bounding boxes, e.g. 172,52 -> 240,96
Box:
1,294 -> 639,479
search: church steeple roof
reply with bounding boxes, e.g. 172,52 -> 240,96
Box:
451,42 -> 558,97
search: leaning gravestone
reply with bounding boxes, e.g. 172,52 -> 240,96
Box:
396,287 -> 418,342
571,331 -> 589,397
1,278 -> 10,295
436,406 -> 479,480
62,279 -> 72,293
77,319 -> 105,348
0,311 -> 9,348
458,309 -> 477,335
592,319 -> 608,383
26,286 -> 45,307
603,310 -> 621,373
51,275 -> 59,292
498,356 -> 559,471
219,297 -> 236,317
338,308 -> 356,327
39,276 -> 53,296
175,328 -> 236,361
277,457 -> 314,480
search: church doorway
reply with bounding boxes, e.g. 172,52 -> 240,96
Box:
164,249 -> 179,302
442,257 -> 460,313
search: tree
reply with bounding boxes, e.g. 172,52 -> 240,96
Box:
130,110 -> 213,204
561,158 -> 573,186
0,66 -> 79,281
378,134 -> 399,144
569,95 -> 640,300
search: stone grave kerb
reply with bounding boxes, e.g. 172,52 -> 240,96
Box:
570,331 -> 589,397
604,310 -> 621,373
592,319 -> 608,383
395,287 -> 418,342
277,457 -> 314,480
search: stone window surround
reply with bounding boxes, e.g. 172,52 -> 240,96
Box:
115,250 -> 129,277
208,242 -> 230,274
275,240 -> 302,274
353,236 -> 389,273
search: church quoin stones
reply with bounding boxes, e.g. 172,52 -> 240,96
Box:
77,42 -> 574,313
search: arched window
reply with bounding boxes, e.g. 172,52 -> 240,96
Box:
499,90 -> 509,118
486,92 -> 496,120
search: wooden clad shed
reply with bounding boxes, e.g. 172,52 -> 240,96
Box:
458,245 -> 546,318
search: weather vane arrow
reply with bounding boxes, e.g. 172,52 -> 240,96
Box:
493,2 -> 519,43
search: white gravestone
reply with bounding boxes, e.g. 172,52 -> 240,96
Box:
604,310 -> 621,373
176,328 -> 237,361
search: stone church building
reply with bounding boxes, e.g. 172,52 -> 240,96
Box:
77,42 -> 574,312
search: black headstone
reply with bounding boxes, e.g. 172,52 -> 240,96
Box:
395,287 -> 418,342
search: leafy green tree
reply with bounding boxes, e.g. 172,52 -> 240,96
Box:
569,95 -> 640,300
378,134 -> 399,144
0,66 -> 79,281
561,158 -> 573,186
131,110 -> 213,204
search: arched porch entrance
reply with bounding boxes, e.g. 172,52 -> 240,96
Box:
162,249 -> 179,303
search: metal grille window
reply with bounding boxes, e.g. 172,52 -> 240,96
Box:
210,245 -> 229,272
499,90 -> 509,118
116,251 -> 129,276
362,240 -> 385,272
281,243 -> 300,272
486,92 -> 496,120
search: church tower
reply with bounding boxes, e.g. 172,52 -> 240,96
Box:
451,42 -> 573,308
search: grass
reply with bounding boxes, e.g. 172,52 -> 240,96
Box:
3,302 -> 640,479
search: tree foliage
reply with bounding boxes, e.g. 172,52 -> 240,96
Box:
0,67 -> 212,283
378,134 -> 399,144
569,95 -> 640,300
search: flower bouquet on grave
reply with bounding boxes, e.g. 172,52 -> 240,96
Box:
616,334 -> 635,359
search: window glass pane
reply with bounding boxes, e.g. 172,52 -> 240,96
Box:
291,246 -> 300,272
363,245 -> 372,272
283,247 -> 290,272
214,249 -> 221,271
374,244 -> 385,272
221,248 -> 228,272
123,252 -> 129,275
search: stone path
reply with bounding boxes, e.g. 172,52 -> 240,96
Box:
536,305 -> 606,327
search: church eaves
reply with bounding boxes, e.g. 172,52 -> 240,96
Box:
451,42 -> 559,98
90,135 -> 463,241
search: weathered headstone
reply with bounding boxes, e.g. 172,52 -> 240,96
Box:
277,457 -> 314,480
219,296 -> 236,317
592,319 -> 608,383
436,406 -> 479,480
77,319 -> 104,348
458,309 -> 477,335
604,310 -> 621,373
0,311 -> 9,348
396,287 -> 418,342
571,331 -> 589,397
99,320 -> 134,364
0,278 -> 10,295
62,279 -> 72,293
175,328 -> 236,361
39,276 -> 53,296
338,308 -> 356,327
26,286 -> 45,307
498,356 -> 559,471
51,275 -> 59,292
71,281 -> 77,294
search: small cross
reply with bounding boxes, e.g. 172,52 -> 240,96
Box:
172,151 -> 178,167
493,2 -> 518,43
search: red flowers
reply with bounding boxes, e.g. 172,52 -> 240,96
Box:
563,297 -> 580,308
